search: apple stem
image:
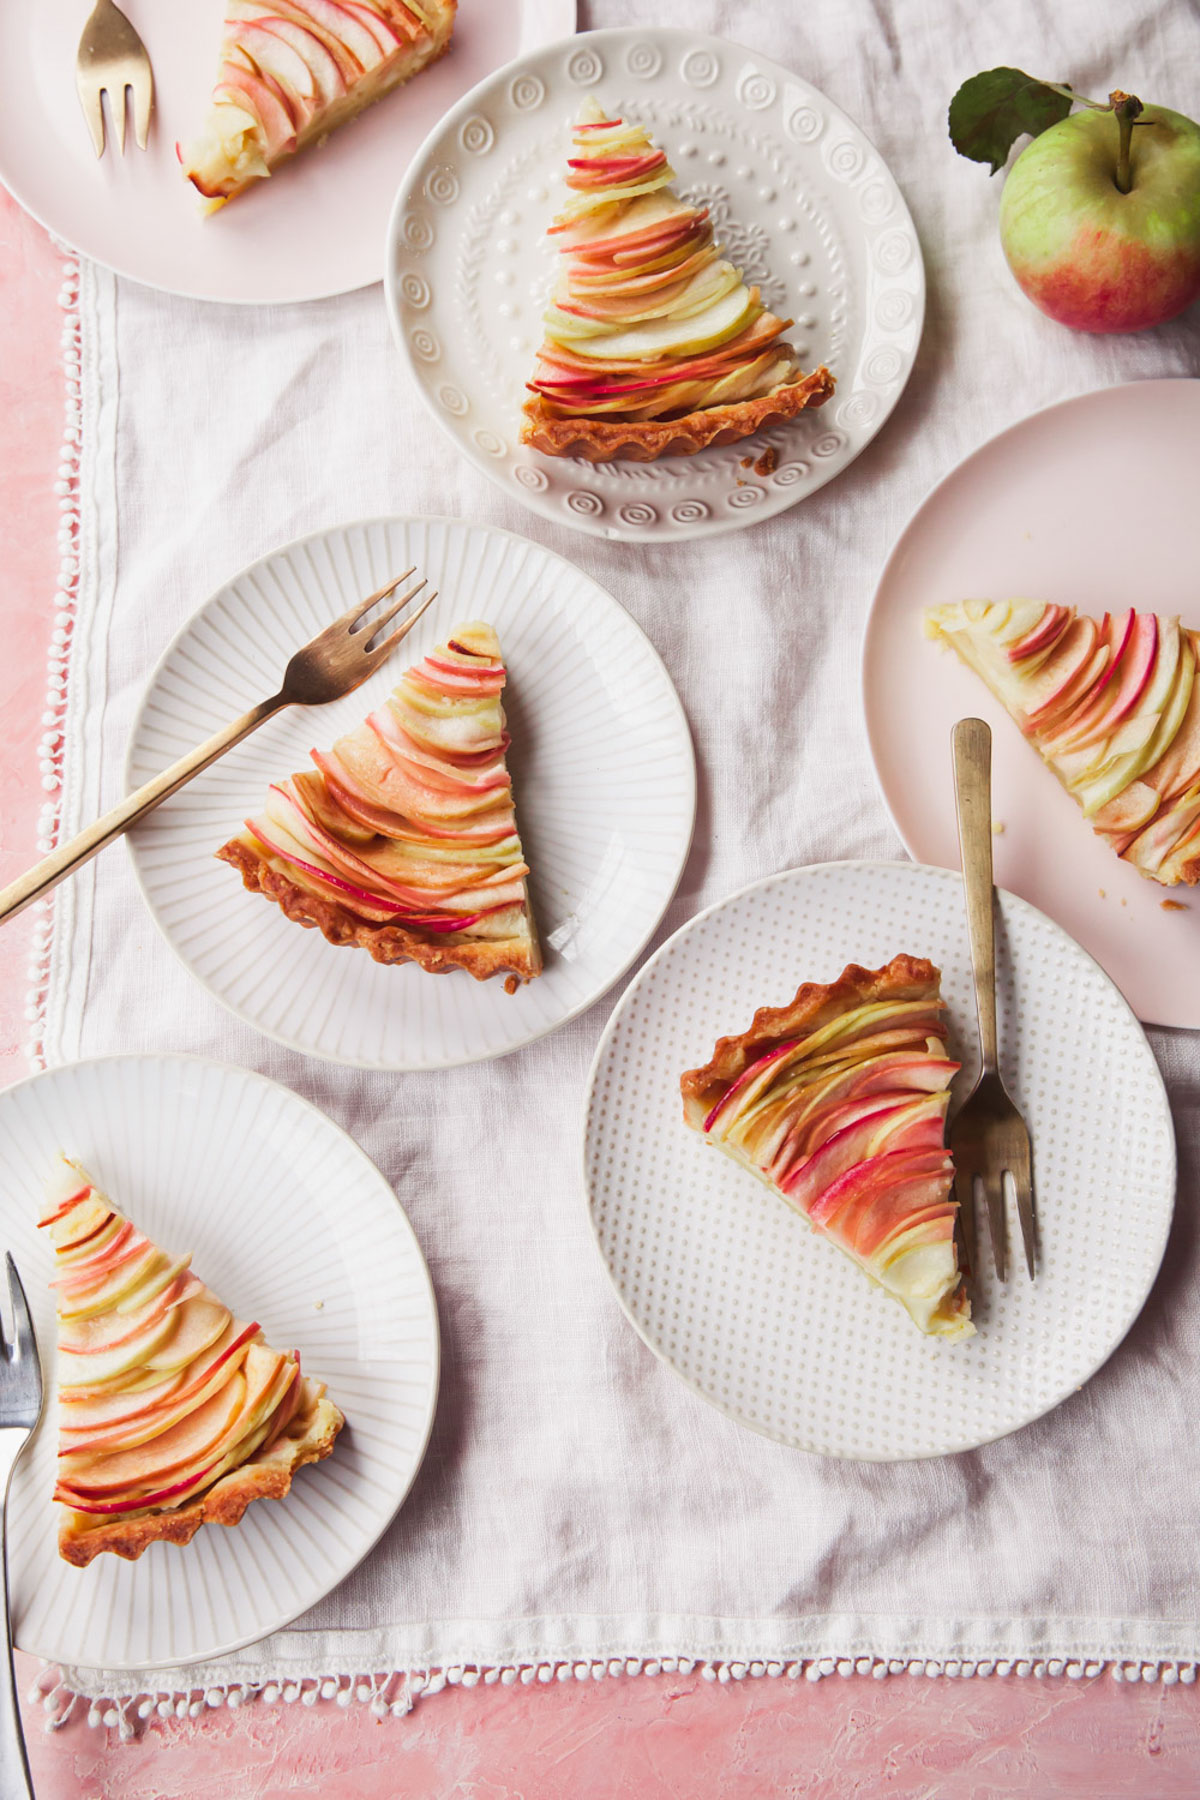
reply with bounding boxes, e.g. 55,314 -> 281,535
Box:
1110,91 -> 1143,194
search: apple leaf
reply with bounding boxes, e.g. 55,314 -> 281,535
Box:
948,68 -> 1074,174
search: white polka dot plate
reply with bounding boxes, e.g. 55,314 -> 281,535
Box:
0,1053 -> 439,1669
385,27 -> 923,541
125,516 -> 695,1069
583,861 -> 1174,1460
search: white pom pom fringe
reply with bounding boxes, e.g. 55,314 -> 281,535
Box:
37,1653 -> 1199,1738
24,254 -> 82,1074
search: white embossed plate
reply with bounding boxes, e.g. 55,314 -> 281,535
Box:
583,862 -> 1174,1460
864,379 -> 1200,1030
0,0 -> 575,304
126,516 -> 695,1068
0,1053 -> 439,1668
385,26 -> 923,540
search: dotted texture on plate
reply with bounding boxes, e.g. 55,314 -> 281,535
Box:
125,517 -> 695,1069
584,863 -> 1174,1460
0,1056 -> 439,1670
385,27 -> 923,542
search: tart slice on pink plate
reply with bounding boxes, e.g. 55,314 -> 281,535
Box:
219,620 -> 542,987
40,1155 -> 343,1568
521,99 -> 835,462
681,955 -> 972,1340
181,0 -> 457,210
927,599 -> 1200,886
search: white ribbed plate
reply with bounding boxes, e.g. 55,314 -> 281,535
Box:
126,517 -> 695,1068
0,1054 -> 439,1670
385,26 -> 923,541
583,862 -> 1175,1460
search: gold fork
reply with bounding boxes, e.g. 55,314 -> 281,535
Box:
948,718 -> 1037,1280
0,570 -> 436,928
75,0 -> 154,158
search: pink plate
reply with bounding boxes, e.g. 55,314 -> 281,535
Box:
864,377 -> 1200,1030
0,0 -> 575,304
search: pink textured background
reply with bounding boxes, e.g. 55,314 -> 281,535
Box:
2,189 -> 1200,1796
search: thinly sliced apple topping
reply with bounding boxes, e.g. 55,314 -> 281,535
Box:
179,0 -> 457,210
927,599 -> 1200,884
39,1155 -> 341,1562
681,956 -> 971,1340
218,622 -> 542,986
521,100 -> 834,450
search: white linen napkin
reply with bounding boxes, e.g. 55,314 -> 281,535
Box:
32,0 -> 1200,1721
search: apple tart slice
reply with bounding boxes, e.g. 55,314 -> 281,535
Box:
219,621 -> 542,985
681,956 -> 972,1340
927,600 -> 1200,885
521,101 -> 835,462
181,0 -> 456,210
40,1155 -> 343,1567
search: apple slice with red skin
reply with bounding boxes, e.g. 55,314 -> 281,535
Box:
56,1461 -> 222,1516
270,0 -> 383,77
59,1348 -> 299,1510
1008,602 -> 1071,663
1147,638 -> 1200,801
1026,641 -> 1111,735
739,1052 -> 958,1168
39,1185 -> 94,1229
58,1322 -> 259,1444
60,1274 -> 203,1358
51,1219 -> 137,1289
215,69 -> 297,152
1090,780 -> 1160,835
338,0 -> 408,50
234,23 -> 320,103
1016,616 -> 1101,727
1044,611 -> 1155,751
844,1195 -> 958,1264
780,1097 -> 948,1211
804,1147 -> 953,1231
58,1369 -> 254,1496
257,18 -> 347,106
50,1201 -> 116,1253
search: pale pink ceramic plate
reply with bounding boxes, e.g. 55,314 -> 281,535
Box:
864,377 -> 1200,1030
0,0 -> 574,303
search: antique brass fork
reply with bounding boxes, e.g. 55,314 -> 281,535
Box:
0,570 -> 436,928
0,1257 -> 43,1799
75,0 -> 154,158
948,717 -> 1037,1280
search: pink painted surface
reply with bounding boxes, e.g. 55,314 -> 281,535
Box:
1,185 -> 1199,1794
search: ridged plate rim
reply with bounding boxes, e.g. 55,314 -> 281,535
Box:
123,514 -> 697,1070
0,1052 -> 440,1670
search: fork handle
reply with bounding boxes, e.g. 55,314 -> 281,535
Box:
0,695 -> 285,928
0,1437 -> 34,1799
952,717 -> 999,1073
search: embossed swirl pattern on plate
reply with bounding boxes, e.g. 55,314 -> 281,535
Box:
386,28 -> 924,542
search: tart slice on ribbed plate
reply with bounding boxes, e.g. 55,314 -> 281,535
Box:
218,621 -> 542,986
927,599 -> 1200,885
181,0 -> 456,210
40,1155 -> 343,1567
681,956 -> 972,1340
521,100 -> 835,462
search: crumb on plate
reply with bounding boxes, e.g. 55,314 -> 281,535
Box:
1161,899 -> 1189,912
